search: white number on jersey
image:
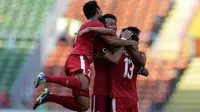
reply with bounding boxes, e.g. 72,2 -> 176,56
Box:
123,57 -> 134,79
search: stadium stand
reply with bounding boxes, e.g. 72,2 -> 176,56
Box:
163,1 -> 200,111
163,58 -> 200,112
65,0 -> 170,32
0,0 -> 55,91
150,0 -> 199,111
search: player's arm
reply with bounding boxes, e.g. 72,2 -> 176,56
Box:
138,67 -> 149,77
126,47 -> 145,66
77,27 -> 116,36
100,30 -> 138,47
89,27 -> 116,35
102,47 -> 124,64
76,21 -> 115,36
100,35 -> 138,48
136,53 -> 148,76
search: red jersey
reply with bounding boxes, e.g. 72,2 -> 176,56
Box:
110,51 -> 145,101
93,41 -> 110,95
70,20 -> 104,64
131,66 -> 141,101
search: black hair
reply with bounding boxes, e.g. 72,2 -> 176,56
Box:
99,14 -> 117,24
83,1 -> 100,20
122,27 -> 141,42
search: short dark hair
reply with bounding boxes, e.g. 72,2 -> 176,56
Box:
99,14 -> 117,24
122,27 -> 141,42
83,1 -> 100,19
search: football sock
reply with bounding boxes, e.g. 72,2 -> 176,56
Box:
46,94 -> 82,111
46,76 -> 82,91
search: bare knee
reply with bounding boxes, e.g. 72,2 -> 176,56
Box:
76,96 -> 90,111
81,103 -> 90,111
75,73 -> 89,90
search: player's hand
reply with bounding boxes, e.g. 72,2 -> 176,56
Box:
131,40 -> 139,50
75,27 -> 90,36
121,30 -> 133,40
132,44 -> 139,50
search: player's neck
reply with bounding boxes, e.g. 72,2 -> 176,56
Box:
88,16 -> 98,21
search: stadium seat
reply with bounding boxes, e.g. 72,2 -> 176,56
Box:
0,0 -> 55,93
163,58 -> 200,112
0,49 -> 27,90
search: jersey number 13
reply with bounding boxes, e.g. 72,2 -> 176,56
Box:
123,57 -> 134,79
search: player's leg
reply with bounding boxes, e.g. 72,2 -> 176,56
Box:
73,72 -> 90,91
33,55 -> 90,110
116,97 -> 138,112
111,97 -> 127,112
111,97 -> 122,112
91,94 -> 110,112
122,98 -> 140,112
34,55 -> 90,91
76,95 -> 90,111
33,88 -> 89,111
66,55 -> 90,91
34,72 -> 82,91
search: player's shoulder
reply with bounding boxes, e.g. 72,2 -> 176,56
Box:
88,19 -> 102,23
87,20 -> 104,27
80,20 -> 102,29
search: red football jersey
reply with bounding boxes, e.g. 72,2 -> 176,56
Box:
93,41 -> 110,95
70,20 -> 104,64
131,66 -> 141,101
110,51 -> 144,101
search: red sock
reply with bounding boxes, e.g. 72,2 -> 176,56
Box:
46,94 -> 82,111
45,76 -> 82,91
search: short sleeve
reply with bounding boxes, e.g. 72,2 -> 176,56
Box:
95,43 -> 110,57
96,43 -> 106,53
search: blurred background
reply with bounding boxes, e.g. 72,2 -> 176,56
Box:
0,0 -> 200,112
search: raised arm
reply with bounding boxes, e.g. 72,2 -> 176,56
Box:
100,35 -> 138,48
126,47 -> 145,66
88,27 -> 116,35
76,27 -> 116,36
103,47 -> 124,64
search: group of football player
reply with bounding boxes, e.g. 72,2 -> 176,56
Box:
32,1 -> 149,112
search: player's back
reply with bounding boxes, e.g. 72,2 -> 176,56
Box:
110,52 -> 138,99
110,51 -> 146,100
71,20 -> 104,63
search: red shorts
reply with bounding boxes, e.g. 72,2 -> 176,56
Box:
64,54 -> 90,97
91,95 -> 110,112
65,54 -> 90,78
111,97 -> 140,112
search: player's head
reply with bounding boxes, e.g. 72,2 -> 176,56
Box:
99,14 -> 117,31
122,27 -> 141,42
83,1 -> 102,20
